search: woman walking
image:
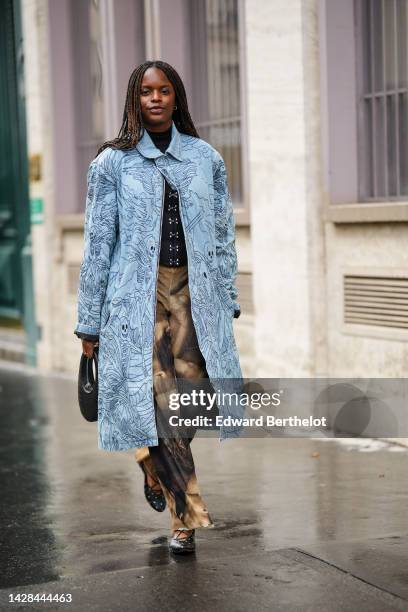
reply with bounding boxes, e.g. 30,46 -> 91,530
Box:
75,60 -> 242,554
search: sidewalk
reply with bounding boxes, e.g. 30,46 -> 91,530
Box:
1,362 -> 408,611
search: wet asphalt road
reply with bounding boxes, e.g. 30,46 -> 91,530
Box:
1,362 -> 408,611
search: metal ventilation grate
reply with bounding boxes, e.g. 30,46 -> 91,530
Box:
344,275 -> 408,329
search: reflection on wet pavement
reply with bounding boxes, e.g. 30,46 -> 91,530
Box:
1,365 -> 408,590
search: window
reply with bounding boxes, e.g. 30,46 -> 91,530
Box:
357,0 -> 408,201
190,0 -> 245,209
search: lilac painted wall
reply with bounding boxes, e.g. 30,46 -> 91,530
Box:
112,0 -> 145,134
158,0 -> 194,115
325,0 -> 359,204
48,0 -> 79,215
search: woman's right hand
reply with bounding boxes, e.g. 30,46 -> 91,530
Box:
82,339 -> 98,358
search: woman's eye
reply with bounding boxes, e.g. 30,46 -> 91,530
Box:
141,88 -> 170,95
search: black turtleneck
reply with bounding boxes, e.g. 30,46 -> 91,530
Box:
145,125 -> 172,153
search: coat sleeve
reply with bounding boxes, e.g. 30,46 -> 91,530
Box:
213,153 -> 241,318
74,160 -> 119,336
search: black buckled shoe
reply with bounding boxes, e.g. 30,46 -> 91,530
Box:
139,462 -> 166,513
169,529 -> 196,554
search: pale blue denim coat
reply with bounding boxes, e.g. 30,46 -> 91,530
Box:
75,120 -> 243,451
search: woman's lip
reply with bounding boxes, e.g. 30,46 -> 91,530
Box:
149,108 -> 164,113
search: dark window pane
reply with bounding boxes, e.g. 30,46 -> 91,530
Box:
399,92 -> 408,194
387,94 -> 397,196
372,0 -> 384,92
374,96 -> 386,196
357,0 -> 408,200
397,0 -> 407,88
362,0 -> 372,93
384,0 -> 397,90
364,98 -> 374,198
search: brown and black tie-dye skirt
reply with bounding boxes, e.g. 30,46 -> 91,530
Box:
135,264 -> 215,531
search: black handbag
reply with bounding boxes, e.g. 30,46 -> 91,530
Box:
78,346 -> 99,422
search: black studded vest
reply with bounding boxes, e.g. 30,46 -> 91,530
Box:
146,127 -> 188,268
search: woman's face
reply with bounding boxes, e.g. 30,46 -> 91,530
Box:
139,67 -> 176,131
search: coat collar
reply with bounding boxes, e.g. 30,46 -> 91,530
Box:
136,120 -> 183,162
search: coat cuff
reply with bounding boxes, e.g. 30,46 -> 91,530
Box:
74,323 -> 100,336
74,330 -> 100,342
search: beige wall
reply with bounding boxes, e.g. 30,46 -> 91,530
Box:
326,223 -> 408,377
246,0 -> 327,377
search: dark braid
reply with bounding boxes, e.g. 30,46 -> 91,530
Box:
96,60 -> 199,156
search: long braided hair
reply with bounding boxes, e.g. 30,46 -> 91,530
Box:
96,60 -> 199,156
